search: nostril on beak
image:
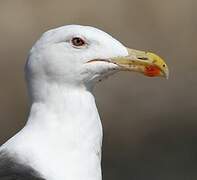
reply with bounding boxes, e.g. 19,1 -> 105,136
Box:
138,57 -> 148,60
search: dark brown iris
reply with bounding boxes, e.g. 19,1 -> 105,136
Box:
71,37 -> 85,47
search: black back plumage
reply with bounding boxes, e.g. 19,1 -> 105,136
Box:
0,151 -> 45,180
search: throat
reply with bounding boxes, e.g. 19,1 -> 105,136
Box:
27,86 -> 103,152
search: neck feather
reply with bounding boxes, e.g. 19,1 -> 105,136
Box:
3,83 -> 103,180
26,83 -> 103,149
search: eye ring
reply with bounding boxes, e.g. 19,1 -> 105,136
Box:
71,37 -> 86,47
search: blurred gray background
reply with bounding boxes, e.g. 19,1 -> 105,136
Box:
0,0 -> 196,179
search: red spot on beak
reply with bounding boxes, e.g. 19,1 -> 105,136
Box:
144,65 -> 161,77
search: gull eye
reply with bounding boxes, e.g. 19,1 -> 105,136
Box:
71,37 -> 86,47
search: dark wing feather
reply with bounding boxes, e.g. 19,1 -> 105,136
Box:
0,150 -> 45,180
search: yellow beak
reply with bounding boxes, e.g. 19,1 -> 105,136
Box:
111,48 -> 169,79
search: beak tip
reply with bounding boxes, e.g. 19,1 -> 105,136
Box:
164,75 -> 169,80
164,69 -> 169,79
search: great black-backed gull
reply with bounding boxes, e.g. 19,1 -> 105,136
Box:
0,25 -> 168,180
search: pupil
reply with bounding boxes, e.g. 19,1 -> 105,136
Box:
72,37 -> 85,46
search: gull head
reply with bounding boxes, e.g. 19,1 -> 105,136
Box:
26,25 -> 169,91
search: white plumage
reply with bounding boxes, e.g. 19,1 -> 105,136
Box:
0,25 -> 168,180
1,25 -> 128,180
